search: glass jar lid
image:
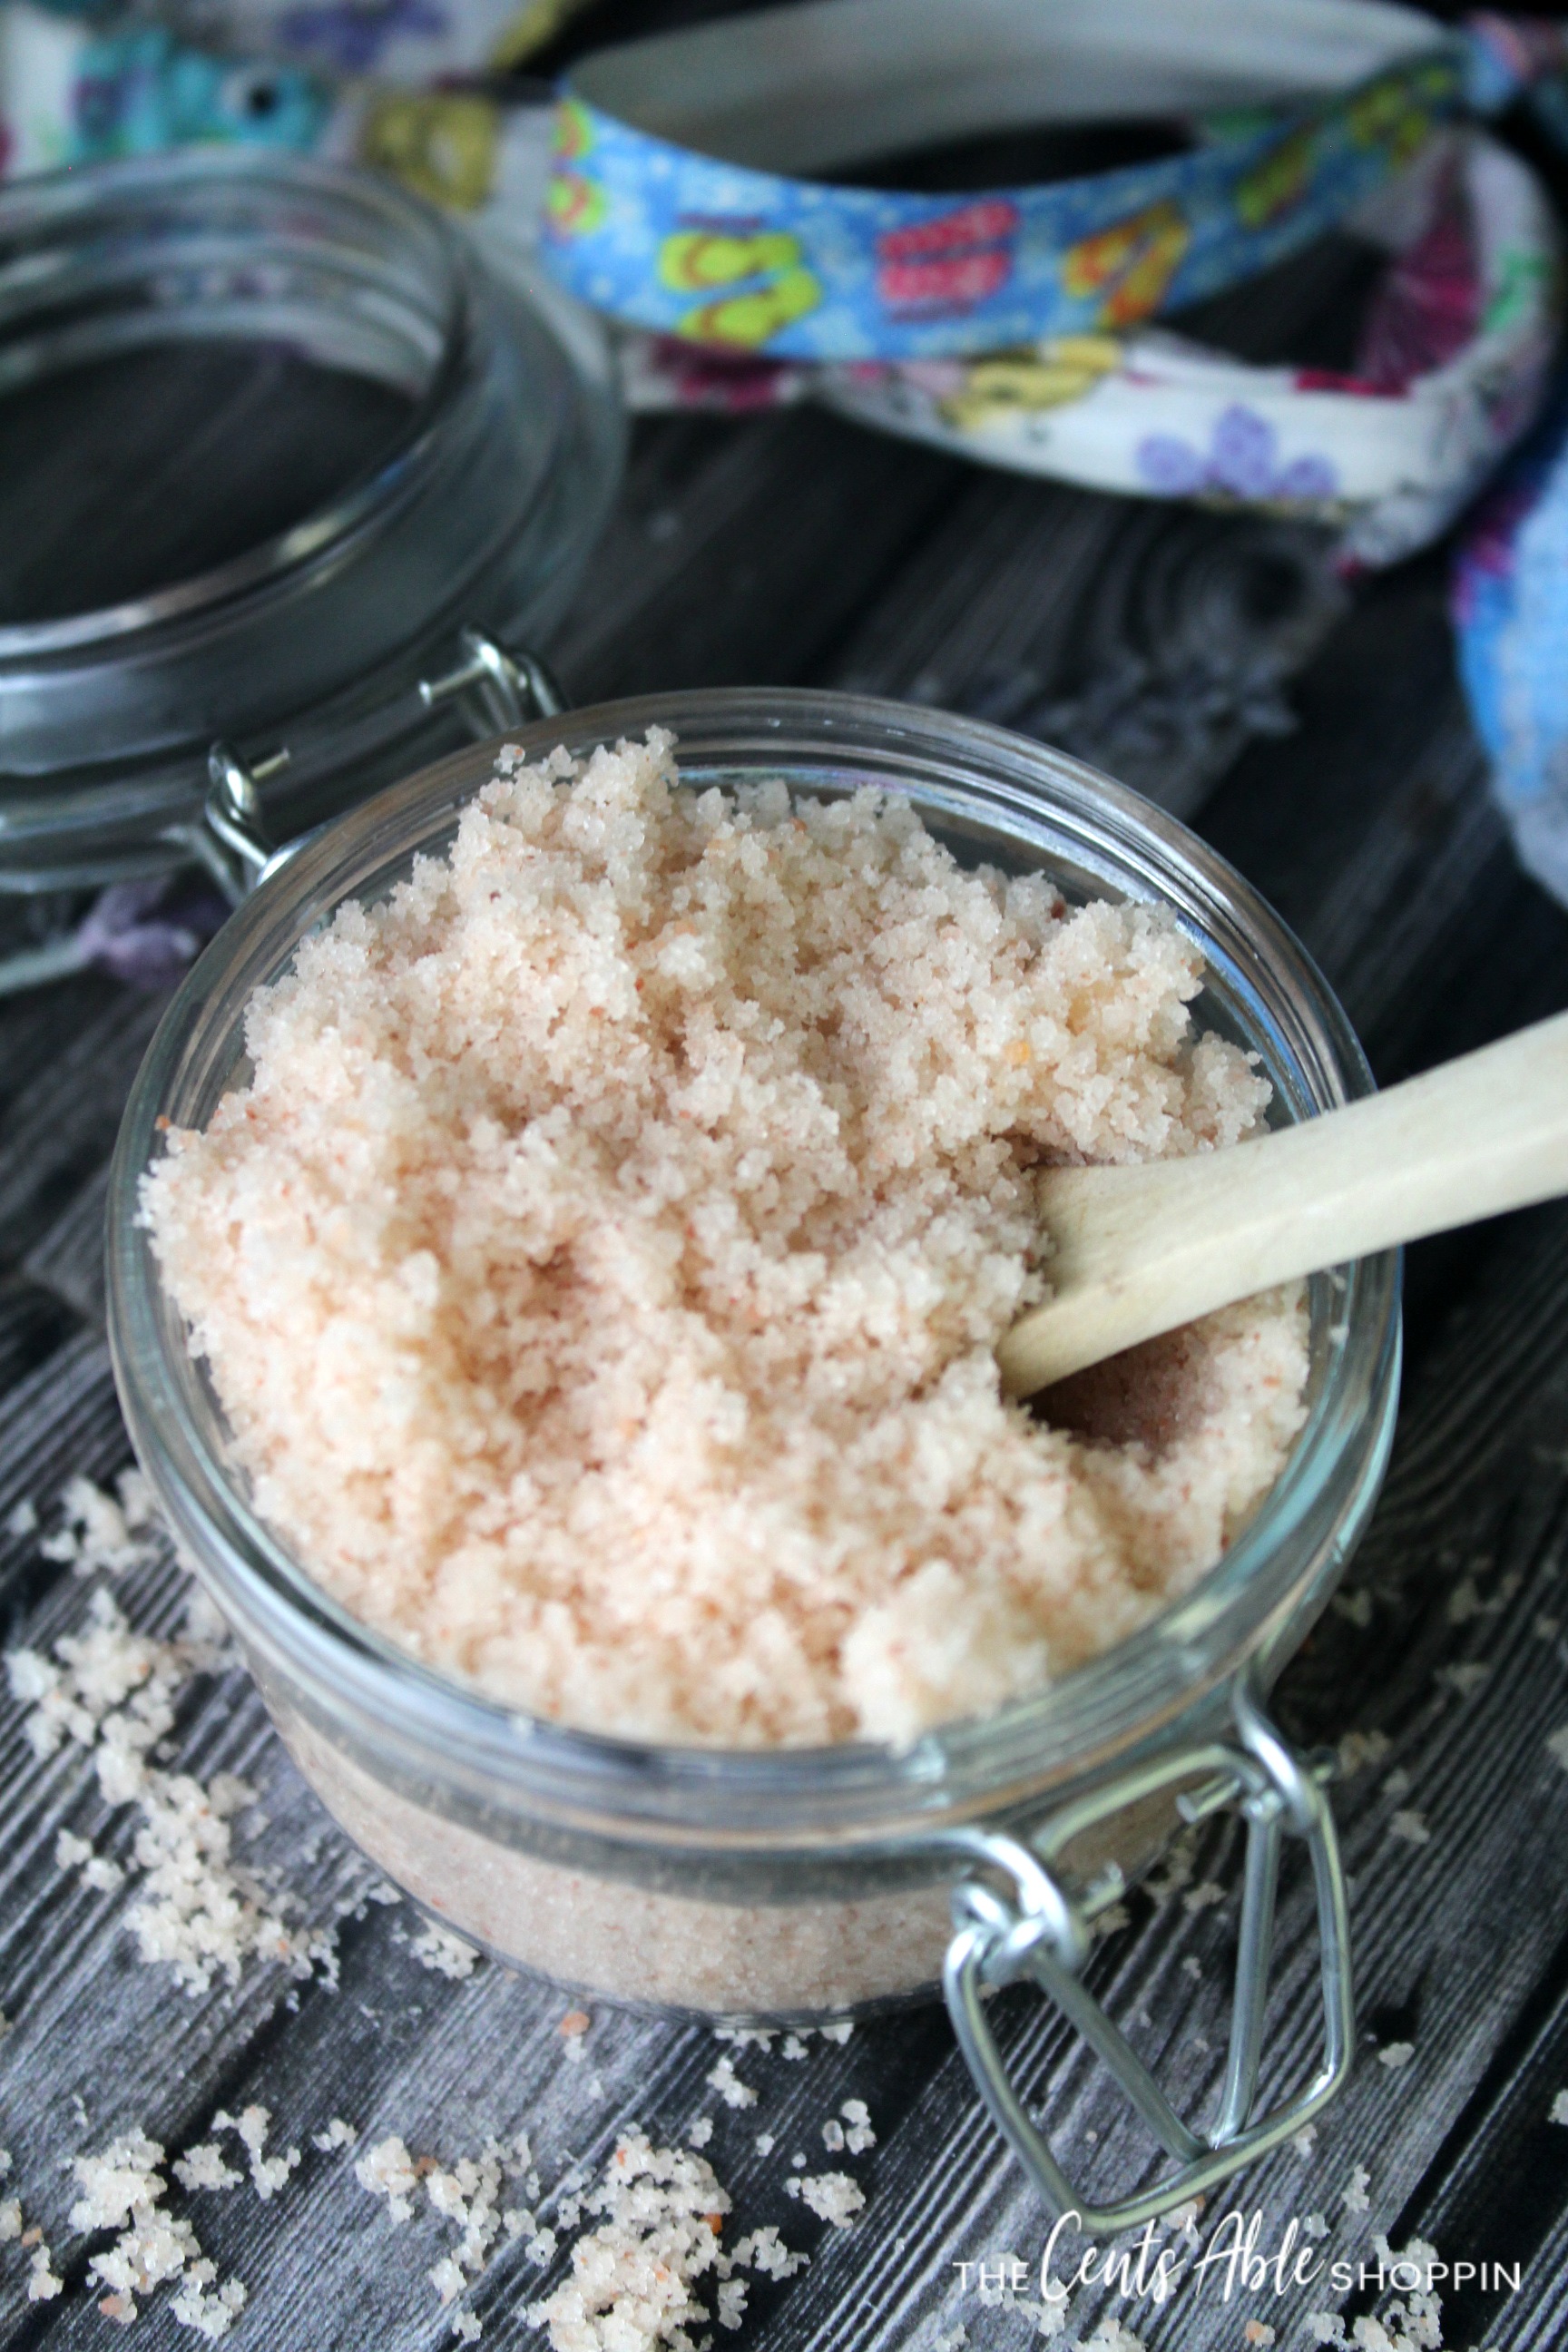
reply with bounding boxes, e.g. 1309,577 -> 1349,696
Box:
0,146 -> 623,890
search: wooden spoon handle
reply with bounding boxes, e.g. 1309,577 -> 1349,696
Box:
996,1007 -> 1568,1398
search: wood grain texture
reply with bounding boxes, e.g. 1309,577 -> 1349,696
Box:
1,285 -> 1567,2352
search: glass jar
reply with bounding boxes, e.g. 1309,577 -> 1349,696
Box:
105,688 -> 1401,2228
0,148 -> 622,890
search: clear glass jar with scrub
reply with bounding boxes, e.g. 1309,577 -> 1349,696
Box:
105,689 -> 1401,2230
0,147 -> 621,891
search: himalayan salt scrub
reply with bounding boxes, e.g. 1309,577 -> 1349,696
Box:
142,730 -> 1307,1749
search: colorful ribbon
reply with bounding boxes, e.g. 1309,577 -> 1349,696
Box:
816,130 -> 1561,572
544,0 -> 1469,364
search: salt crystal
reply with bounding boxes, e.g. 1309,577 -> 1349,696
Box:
356,2136 -> 420,2224
527,2131 -> 730,2352
1336,1730 -> 1391,1778
410,1925 -> 480,1980
705,2055 -> 757,2111
784,2171 -> 865,2227
174,2144 -> 242,2193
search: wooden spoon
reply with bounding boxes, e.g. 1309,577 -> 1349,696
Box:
996,1008 -> 1568,1400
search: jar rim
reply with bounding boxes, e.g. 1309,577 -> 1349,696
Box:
0,150 -> 466,660
106,687 -> 1402,1851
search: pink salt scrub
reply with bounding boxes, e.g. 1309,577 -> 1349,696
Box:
142,729 -> 1307,1749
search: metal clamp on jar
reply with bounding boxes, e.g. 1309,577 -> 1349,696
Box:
106,685 -> 1400,2230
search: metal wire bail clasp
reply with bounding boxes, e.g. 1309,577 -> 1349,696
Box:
418,628 -> 565,737
188,634 -> 568,904
195,741 -> 293,905
940,1678 -> 1353,2234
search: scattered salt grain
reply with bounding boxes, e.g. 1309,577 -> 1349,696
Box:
1305,2211 -> 1329,2239
1344,2164 -> 1372,2212
1308,2318 -> 1347,2346
1244,2327 -> 1277,2347
41,1472 -> 159,1578
1180,1955 -> 1202,1979
1182,1881 -> 1226,1915
356,2136 -> 421,2225
430,2255 -> 467,2304
5,1588 -> 334,1995
311,2118 -> 358,2152
1388,1811 -> 1431,1847
818,2021 -> 854,2043
410,1925 -> 480,1980
27,2243 -> 63,2302
1436,1662 -> 1488,1698
5,1498 -> 36,1538
527,2131 -> 731,2352
210,2109 -> 297,2201
1073,2320 -> 1145,2352
452,2315 -> 482,2344
781,2035 -> 809,2061
705,2055 -> 758,2110
1336,1730 -> 1392,1778
784,2171 -> 865,2227
821,2120 -> 845,2152
839,2099 -> 876,2154
717,2277 -> 749,2329
1291,2124 -> 1318,2157
753,2133 -> 775,2157
70,2131 -> 244,2334
1378,2043 -> 1415,2070
730,2225 -> 806,2281
687,2118 -> 714,2149
1547,1726 -> 1568,1771
173,2144 -> 242,2193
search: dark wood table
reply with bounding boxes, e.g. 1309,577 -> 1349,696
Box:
5,130 -> 1568,2352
